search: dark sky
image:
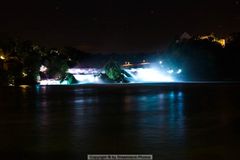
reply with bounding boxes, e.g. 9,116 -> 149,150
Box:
0,0 -> 240,53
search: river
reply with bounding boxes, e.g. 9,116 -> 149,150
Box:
0,83 -> 239,160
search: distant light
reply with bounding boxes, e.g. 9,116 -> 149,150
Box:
19,85 -> 29,89
40,65 -> 47,72
140,60 -> 150,65
216,39 -> 225,48
22,72 -> 27,77
0,56 -> 5,60
176,69 -> 182,74
159,61 -> 162,64
178,91 -> 183,97
122,61 -> 133,67
167,69 -> 174,74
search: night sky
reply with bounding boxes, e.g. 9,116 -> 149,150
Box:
0,0 -> 240,53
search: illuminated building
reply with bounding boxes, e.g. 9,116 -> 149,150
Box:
199,33 -> 226,48
122,61 -> 133,67
0,56 -> 5,60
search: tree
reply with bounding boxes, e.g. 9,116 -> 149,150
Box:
46,54 -> 69,79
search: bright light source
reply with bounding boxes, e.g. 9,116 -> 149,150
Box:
176,69 -> 182,74
22,72 -> 27,77
19,85 -> 29,89
135,68 -> 174,82
0,56 -> 5,60
159,61 -> 162,64
40,65 -> 47,72
167,69 -> 174,74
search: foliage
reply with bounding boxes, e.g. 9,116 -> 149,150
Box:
0,69 -> 8,86
0,39 -> 70,85
165,38 -> 223,80
45,54 -> 69,79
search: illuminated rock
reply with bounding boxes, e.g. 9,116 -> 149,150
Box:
104,60 -> 123,81
101,60 -> 134,83
60,73 -> 78,84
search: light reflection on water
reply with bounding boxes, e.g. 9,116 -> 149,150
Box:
68,88 -> 186,156
133,91 -> 186,155
0,85 -> 239,159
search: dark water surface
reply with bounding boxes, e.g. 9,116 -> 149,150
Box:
0,84 -> 240,160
